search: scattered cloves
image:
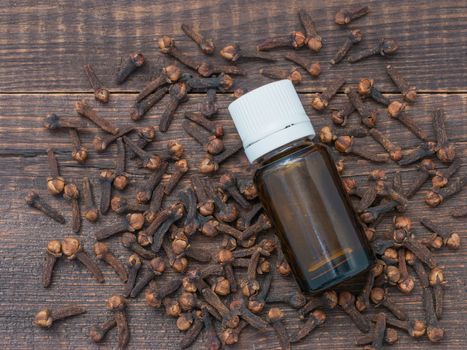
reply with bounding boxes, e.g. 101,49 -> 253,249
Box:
267,308 -> 291,349
199,141 -> 243,174
106,295 -> 130,349
82,177 -> 98,222
83,64 -> 109,103
164,159 -> 189,195
46,149 -> 65,195
432,108 -> 456,163
330,102 -> 356,126
69,128 -> 88,163
220,43 -> 275,63
159,82 -> 189,132
62,236 -> 104,283
131,86 -> 169,121
34,305 -> 86,328
93,242 -> 128,282
370,287 -> 408,320
181,73 -> 233,92
331,29 -> 363,64
181,24 -> 215,55
136,162 -> 168,204
348,38 -> 399,63
291,309 -> 326,343
260,66 -> 302,85
130,256 -> 166,298
182,120 -> 224,155
299,290 -> 338,318
89,316 -> 117,343
345,87 -> 378,128
25,191 -> 65,224
425,176 -> 465,207
338,291 -> 371,333
43,113 -> 86,130
398,142 -> 436,166
95,213 -> 144,240
429,157 -> 461,188
185,111 -> 224,137
357,78 -> 391,106
257,31 -> 306,51
335,136 -> 389,163
135,64 -> 180,103
75,99 -> 119,135
335,6 -> 369,25
123,254 -> 142,298
92,125 -> 135,153
116,52 -> 145,84
113,138 -> 129,190
312,78 -> 346,111
42,240 -> 62,288
63,182 -> 81,233
420,217 -> 461,250
369,128 -> 402,161
298,9 -> 322,52
201,89 -> 218,117
423,287 -> 444,342
386,65 -> 417,103
123,135 -> 162,170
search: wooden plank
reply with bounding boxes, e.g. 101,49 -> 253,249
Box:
0,92 -> 466,349
0,0 -> 466,93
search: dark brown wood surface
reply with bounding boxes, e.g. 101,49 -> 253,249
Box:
0,0 -> 465,349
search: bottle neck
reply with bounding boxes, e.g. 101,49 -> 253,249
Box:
254,136 -> 316,166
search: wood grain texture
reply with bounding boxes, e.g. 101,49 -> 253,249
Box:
0,0 -> 466,93
0,0 -> 466,349
0,93 -> 466,349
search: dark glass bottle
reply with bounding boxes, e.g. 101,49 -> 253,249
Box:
254,138 -> 374,294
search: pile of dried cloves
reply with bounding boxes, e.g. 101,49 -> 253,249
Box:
27,5 -> 465,350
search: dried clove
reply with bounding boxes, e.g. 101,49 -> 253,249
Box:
199,141 -> 243,174
144,183 -> 166,224
423,287 -> 444,342
267,308 -> 291,349
230,296 -> 270,330
312,78 -> 346,111
75,99 -> 119,135
388,103 -> 430,141
178,188 -> 199,235
429,267 -> 445,319
267,289 -> 307,309
197,60 -> 245,78
95,213 -> 144,240
160,82 -> 189,132
122,232 -> 156,260
130,257 -> 166,298
34,305 -> 86,328
429,157 -> 461,188
348,38 -> 399,63
203,308 -> 221,350
89,316 -> 117,343
345,87 -> 378,128
338,291 -> 371,332
82,177 -> 98,222
330,102 -> 356,126
319,125 -> 368,144
331,29 -> 363,64
386,65 -> 417,103
42,240 -> 62,288
201,89 -> 218,117
185,111 -> 223,137
257,31 -> 306,51
425,176 -> 465,207
93,242 -> 128,282
130,86 -> 169,121
369,128 -> 402,161
357,78 -> 391,106
420,217 -> 461,250
181,73 -> 233,92
220,43 -> 275,63
92,125 -> 135,153
392,229 -> 437,268
182,120 -> 224,155
63,183 -> 81,233
399,143 -> 437,168
164,159 -> 189,195
25,191 -> 65,224
180,311 -> 203,349
159,36 -> 201,70
43,113 -> 86,130
176,312 -> 194,331
69,128 -> 87,163
370,287 -> 407,320
116,52 -> 145,84
248,271 -> 273,313
221,320 -> 247,345
291,310 -> 326,343
356,264 -> 382,312
298,9 -> 322,52
164,140 -> 185,161
397,248 -> 415,294
106,295 -> 130,349
335,6 -> 369,25
46,149 -> 65,195
181,24 -> 215,55
83,64 -> 109,103
191,175 -> 215,216
136,162 -> 168,204
62,236 -> 104,283
335,136 -> 389,163
123,254 -> 142,298
98,170 -> 115,215
260,66 -> 302,85
239,248 -> 262,297
123,135 -> 162,170
136,64 -> 180,103
376,315 -> 426,338
299,290 -> 338,318
215,249 -> 237,293
432,108 -> 456,163
113,138 -> 129,190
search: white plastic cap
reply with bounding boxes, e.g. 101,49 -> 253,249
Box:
228,80 -> 315,163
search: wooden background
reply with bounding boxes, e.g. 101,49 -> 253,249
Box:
0,0 -> 465,349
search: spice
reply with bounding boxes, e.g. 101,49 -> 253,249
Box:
298,9 -> 322,52
121,232 -> 156,260
357,78 -> 390,106
164,140 -> 185,160
197,61 -> 245,78
46,149 -> 65,195
136,162 -> 168,204
116,52 -> 144,84
145,203 -> 185,252
335,6 -> 369,25
201,89 -> 218,117
319,125 -> 368,144
160,82 -> 189,132
425,176 -> 465,207
369,128 -> 402,161
248,271 -> 273,314
233,87 -> 247,99
184,111 -> 223,137
388,104 -> 429,141
299,290 -> 338,318
429,267 -> 445,318
123,254 -> 141,298
230,296 -> 270,330
113,138 -> 129,190
260,66 -> 302,85
386,65 -> 417,103
330,102 -> 356,126
82,177 -> 98,222
83,64 -> 109,103
220,43 -> 275,63
199,141 -> 243,174
93,242 -> 128,282
182,120 -> 224,155
429,157 -> 461,188
62,236 -> 104,283
397,248 -> 415,294
42,240 -> 62,288
159,36 -> 200,70
356,264 -> 381,312
191,175 -> 214,216
338,291 -> 371,332
43,113 -> 86,130
215,249 -> 238,292
366,312 -> 386,350
423,287 -> 444,342
267,308 -> 291,349
432,108 -> 456,163
203,308 -> 221,350
377,315 -> 426,338
135,65 -> 180,103
331,29 -> 363,64
130,86 -> 168,121
63,183 -> 81,233
25,191 -> 65,224
92,125 -> 135,153
181,73 -> 233,92
33,305 -> 86,328
69,128 -> 87,163
176,312 -> 194,331
106,295 -> 130,349
221,320 -> 247,345
266,289 -> 307,309
335,136 -> 389,163
291,310 -> 326,343
370,287 -> 408,320
181,24 -> 215,55
130,257 -> 166,298
123,135 -> 162,170
98,170 -> 115,214
257,31 -> 306,51
345,87 -> 378,128
420,217 -> 461,250
348,38 -> 399,63
89,317 -> 117,343
180,311 -> 203,349
75,100 -> 119,135
312,78 -> 346,111
164,159 -> 189,195
95,212 -> 144,240
398,142 -> 436,166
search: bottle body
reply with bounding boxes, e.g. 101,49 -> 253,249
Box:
255,139 -> 374,294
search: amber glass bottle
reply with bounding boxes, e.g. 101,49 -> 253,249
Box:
229,80 -> 374,294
